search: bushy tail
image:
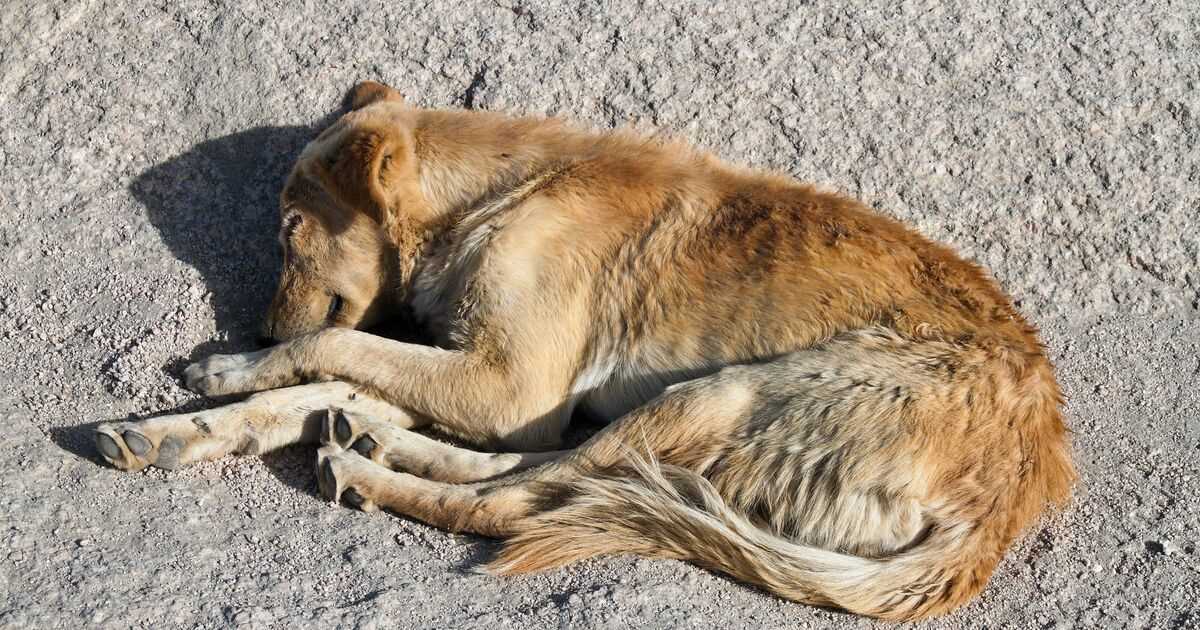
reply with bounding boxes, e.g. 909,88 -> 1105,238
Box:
486,456 -> 990,621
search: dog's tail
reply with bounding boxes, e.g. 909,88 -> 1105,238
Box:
485,451 -> 1048,621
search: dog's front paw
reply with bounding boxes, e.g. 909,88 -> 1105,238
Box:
184,349 -> 274,396
94,422 -> 185,471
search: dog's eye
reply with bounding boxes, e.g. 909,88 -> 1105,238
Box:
283,214 -> 303,239
327,294 -> 344,322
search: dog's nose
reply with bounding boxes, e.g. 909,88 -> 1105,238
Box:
255,335 -> 278,348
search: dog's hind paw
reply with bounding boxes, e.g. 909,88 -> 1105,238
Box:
321,407 -> 384,463
316,445 -> 380,513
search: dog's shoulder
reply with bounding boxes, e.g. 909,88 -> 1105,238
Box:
407,162 -> 580,341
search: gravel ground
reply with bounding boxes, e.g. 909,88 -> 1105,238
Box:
2,1 -> 1198,627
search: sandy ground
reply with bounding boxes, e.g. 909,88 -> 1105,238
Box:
1,1 -> 1198,627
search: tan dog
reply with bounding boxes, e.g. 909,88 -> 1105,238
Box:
95,81 -> 1074,620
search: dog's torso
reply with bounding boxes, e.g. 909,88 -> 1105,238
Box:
404,129 -> 1037,429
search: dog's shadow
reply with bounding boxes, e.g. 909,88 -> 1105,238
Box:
59,110 -> 445,493
131,120 -> 337,344
53,115 -> 344,467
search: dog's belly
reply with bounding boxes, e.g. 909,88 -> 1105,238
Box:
574,354 -> 720,422
577,375 -> 664,421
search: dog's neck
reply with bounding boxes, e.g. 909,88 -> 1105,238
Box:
410,109 -> 579,226
383,109 -> 578,314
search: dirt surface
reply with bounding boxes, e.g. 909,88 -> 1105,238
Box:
2,1 -> 1198,627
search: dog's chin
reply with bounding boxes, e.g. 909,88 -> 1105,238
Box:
258,321 -> 340,346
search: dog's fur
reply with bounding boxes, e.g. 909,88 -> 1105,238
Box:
95,81 -> 1074,620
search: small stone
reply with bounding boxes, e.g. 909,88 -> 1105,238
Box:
77,539 -> 91,548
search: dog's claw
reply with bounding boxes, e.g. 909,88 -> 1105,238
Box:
342,488 -> 369,509
334,410 -> 353,442
95,431 -> 122,462
350,435 -> 378,458
122,430 -> 152,456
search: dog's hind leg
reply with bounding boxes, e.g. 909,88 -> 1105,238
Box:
94,381 -> 423,471
314,368 -> 755,536
321,407 -> 567,483
315,444 -> 537,535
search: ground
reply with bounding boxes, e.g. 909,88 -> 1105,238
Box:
1,1 -> 1198,628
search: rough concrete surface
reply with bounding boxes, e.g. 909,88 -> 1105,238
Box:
1,0 -> 1198,627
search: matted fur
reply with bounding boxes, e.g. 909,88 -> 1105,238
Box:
96,80 -> 1075,621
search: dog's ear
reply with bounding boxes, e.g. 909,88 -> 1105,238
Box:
348,81 -> 405,110
320,129 -> 391,222
318,126 -> 426,226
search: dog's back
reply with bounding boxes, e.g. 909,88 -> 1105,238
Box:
410,111 -> 1055,418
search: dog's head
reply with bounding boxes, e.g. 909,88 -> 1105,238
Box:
262,81 -> 431,342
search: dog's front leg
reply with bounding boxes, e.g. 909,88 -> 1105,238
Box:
183,345 -> 306,394
184,328 -> 567,449
184,329 -> 465,399
95,381 -> 423,471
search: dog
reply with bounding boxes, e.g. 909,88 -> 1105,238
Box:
95,81 -> 1074,620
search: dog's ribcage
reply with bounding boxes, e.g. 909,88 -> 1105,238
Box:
407,170 -> 719,425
